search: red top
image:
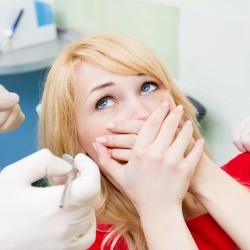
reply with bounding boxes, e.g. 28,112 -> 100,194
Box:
89,152 -> 250,249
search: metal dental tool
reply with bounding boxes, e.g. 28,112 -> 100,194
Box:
59,154 -> 78,208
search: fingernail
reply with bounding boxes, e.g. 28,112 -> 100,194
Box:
186,120 -> 192,125
176,105 -> 183,111
162,101 -> 169,107
3,93 -> 19,103
96,137 -> 108,143
106,123 -> 116,129
199,138 -> 204,145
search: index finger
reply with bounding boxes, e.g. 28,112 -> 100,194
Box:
106,119 -> 145,134
1,149 -> 72,184
0,92 -> 20,110
134,101 -> 170,147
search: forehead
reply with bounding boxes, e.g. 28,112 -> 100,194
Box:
75,61 -> 143,85
75,62 -> 115,81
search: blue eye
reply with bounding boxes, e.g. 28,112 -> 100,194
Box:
141,82 -> 158,95
96,96 -> 115,109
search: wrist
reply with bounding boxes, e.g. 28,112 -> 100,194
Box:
139,204 -> 183,229
139,205 -> 198,250
189,153 -> 218,195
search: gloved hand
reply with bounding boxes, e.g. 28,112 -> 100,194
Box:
0,84 -> 25,133
0,149 -> 100,250
232,116 -> 250,152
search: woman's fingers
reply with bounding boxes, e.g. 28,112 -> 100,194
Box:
153,105 -> 184,149
134,102 -> 170,147
161,90 -> 176,111
183,139 -> 204,175
96,134 -> 137,149
168,120 -> 194,158
109,148 -> 131,162
93,143 -> 121,179
106,119 -> 144,134
96,104 -> 184,162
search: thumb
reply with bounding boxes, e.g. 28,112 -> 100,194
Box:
94,142 -> 123,186
94,142 -> 113,175
3,149 -> 72,184
70,153 -> 101,203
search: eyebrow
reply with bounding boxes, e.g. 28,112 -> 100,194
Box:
86,73 -> 145,99
86,82 -> 115,99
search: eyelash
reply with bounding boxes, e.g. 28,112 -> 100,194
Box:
143,81 -> 159,89
95,80 -> 160,109
95,93 -> 114,109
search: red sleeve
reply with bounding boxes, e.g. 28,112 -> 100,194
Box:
221,152 -> 250,188
87,230 -> 105,250
185,153 -> 250,250
88,224 -> 128,250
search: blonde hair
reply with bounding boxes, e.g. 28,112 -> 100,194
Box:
39,33 -> 207,249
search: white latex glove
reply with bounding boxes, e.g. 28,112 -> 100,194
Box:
0,149 -> 100,250
0,84 -> 25,133
232,116 -> 250,152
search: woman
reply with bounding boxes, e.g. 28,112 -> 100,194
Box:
39,33 -> 250,249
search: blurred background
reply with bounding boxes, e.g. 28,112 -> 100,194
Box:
1,0 -> 250,168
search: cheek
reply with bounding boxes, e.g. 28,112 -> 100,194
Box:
77,117 -> 108,159
78,122 -> 102,147
146,91 -> 165,112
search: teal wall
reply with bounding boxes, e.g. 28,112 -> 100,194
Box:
53,0 -> 179,78
0,69 -> 47,169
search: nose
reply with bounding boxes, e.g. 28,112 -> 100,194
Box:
125,99 -> 151,121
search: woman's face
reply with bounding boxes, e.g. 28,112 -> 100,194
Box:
75,62 -> 167,161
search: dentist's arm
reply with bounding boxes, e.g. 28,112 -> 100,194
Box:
0,84 -> 25,133
0,149 -> 100,250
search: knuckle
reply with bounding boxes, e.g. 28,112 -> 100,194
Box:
40,148 -> 53,159
165,155 -> 180,167
180,127 -> 192,137
134,148 -> 146,159
128,135 -> 137,147
242,138 -> 250,145
147,116 -> 162,128
164,119 -> 178,131
180,159 -> 192,169
151,150 -> 164,162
